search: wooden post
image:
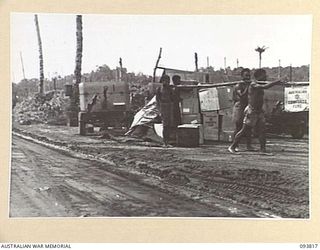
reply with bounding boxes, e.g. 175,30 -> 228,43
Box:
119,57 -> 123,69
119,57 -> 123,81
195,52 -> 199,72
153,47 -> 162,82
278,59 -> 281,78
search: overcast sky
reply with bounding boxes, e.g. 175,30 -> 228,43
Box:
11,13 -> 312,82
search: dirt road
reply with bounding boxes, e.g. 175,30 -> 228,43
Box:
11,135 -> 253,217
11,124 -> 309,218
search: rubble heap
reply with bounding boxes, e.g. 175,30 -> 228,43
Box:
13,91 -> 69,125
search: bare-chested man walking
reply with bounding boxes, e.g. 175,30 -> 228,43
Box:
232,68 -> 253,151
228,69 -> 287,153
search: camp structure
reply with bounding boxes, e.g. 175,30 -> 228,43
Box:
126,66 -> 309,146
126,67 -> 239,145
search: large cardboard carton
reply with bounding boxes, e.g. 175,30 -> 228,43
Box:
219,107 -> 234,131
199,88 -> 219,111
180,88 -> 200,114
203,111 -> 220,141
199,86 -> 233,112
217,86 -> 233,110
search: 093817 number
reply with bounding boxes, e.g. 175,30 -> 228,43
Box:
300,244 -> 318,248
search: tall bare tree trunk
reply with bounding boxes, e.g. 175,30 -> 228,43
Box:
34,14 -> 44,94
69,15 -> 83,126
194,52 -> 199,72
74,15 -> 83,86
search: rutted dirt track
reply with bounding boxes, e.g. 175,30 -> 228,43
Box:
10,124 -> 309,218
11,136 -> 240,217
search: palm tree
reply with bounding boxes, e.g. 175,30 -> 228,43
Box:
34,14 -> 44,94
74,15 -> 83,87
69,15 -> 83,126
255,46 -> 268,68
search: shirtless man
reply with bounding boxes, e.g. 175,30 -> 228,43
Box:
228,69 -> 287,153
156,74 -> 174,147
232,68 -> 252,151
172,75 -> 182,127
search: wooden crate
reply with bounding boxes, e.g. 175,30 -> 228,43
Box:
177,124 -> 200,147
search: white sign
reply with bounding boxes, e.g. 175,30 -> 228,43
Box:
284,86 -> 309,112
199,88 -> 219,111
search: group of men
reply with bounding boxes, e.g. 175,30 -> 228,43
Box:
155,69 -> 287,152
229,68 -> 287,153
156,74 -> 182,147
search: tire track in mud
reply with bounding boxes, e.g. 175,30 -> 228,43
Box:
110,145 -> 308,218
11,136 -> 237,217
90,147 -> 308,218
10,142 -> 80,217
96,152 -> 279,217
12,129 -> 309,218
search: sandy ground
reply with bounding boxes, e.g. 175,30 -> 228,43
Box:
10,123 -> 309,218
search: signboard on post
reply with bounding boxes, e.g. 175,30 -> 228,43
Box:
199,88 -> 219,111
199,87 -> 232,112
284,86 -> 309,112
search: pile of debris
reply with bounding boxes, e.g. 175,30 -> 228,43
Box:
13,91 -> 69,125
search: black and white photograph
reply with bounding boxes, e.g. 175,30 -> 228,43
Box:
10,13 -> 311,218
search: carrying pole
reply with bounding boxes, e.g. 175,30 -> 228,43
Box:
153,47 -> 162,82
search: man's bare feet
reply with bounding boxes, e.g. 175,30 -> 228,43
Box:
228,146 -> 239,154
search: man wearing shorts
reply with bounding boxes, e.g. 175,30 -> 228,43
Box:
232,68 -> 253,151
228,69 -> 287,153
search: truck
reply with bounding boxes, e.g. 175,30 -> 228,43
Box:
77,81 -> 132,135
264,83 -> 309,139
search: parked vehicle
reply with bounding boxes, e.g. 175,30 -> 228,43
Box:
78,81 -> 132,135
264,83 -> 309,139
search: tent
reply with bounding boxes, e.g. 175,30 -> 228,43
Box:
125,96 -> 163,142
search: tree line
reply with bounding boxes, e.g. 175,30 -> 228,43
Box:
12,64 -> 309,99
